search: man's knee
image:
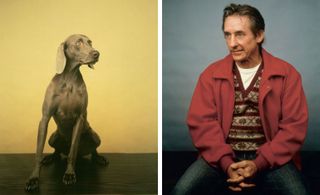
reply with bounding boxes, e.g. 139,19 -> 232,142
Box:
171,158 -> 226,195
262,162 -> 310,195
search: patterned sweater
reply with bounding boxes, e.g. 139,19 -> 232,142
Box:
227,64 -> 266,151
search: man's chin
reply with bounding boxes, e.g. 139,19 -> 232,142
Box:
232,55 -> 245,62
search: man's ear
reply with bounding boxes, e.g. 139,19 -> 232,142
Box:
256,30 -> 265,44
56,42 -> 66,74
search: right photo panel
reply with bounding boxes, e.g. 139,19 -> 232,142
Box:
162,0 -> 320,194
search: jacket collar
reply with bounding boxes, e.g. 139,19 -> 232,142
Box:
212,48 -> 286,81
260,48 -> 286,79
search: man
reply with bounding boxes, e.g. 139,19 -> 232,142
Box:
172,3 -> 310,195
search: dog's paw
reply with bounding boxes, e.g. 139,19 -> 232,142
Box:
25,177 -> 39,192
63,170 -> 76,185
93,154 -> 109,166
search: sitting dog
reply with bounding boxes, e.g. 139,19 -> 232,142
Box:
25,34 -> 108,191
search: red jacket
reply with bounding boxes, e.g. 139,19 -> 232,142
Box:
187,49 -> 308,173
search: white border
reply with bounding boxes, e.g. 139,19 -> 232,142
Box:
158,0 -> 162,194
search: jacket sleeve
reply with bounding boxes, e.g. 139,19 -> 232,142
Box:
254,69 -> 308,171
187,72 -> 235,173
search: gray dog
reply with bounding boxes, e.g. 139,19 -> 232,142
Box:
25,34 -> 108,191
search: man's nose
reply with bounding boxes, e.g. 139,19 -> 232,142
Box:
229,35 -> 238,48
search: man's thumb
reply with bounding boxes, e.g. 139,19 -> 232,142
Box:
230,163 -> 238,169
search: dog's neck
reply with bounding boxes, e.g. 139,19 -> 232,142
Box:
58,62 -> 84,83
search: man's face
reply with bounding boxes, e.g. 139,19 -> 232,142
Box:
223,15 -> 264,65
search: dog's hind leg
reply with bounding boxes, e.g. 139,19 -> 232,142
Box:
78,127 -> 108,166
92,150 -> 109,166
89,129 -> 109,166
41,131 -> 62,165
41,151 -> 60,165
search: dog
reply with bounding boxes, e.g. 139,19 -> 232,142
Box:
25,34 -> 108,191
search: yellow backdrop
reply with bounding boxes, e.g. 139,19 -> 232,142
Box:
0,0 -> 157,153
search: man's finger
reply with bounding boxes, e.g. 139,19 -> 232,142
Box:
244,170 -> 252,178
237,168 -> 244,175
231,161 -> 249,170
228,186 -> 242,192
230,163 -> 238,169
227,176 -> 244,183
236,160 -> 249,167
243,163 -> 257,178
241,167 -> 252,178
239,182 -> 256,188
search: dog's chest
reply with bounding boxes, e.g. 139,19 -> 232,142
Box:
55,83 -> 87,120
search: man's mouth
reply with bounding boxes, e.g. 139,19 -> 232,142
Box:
231,50 -> 244,55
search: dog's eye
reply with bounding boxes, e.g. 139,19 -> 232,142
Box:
87,40 -> 92,46
76,40 -> 83,47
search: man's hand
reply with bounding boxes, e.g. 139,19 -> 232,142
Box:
231,160 -> 257,178
227,164 -> 244,191
226,160 -> 258,191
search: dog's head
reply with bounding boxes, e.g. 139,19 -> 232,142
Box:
56,34 -> 100,74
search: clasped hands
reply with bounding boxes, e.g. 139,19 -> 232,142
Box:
227,160 -> 257,192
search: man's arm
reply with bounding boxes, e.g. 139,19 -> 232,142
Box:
255,68 -> 308,171
187,71 -> 234,172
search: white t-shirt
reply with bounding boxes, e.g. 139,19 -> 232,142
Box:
236,63 -> 261,90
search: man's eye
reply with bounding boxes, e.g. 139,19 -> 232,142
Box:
236,33 -> 245,38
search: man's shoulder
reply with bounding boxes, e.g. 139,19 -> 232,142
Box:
263,49 -> 301,76
267,52 -> 291,67
201,55 -> 232,75
210,54 -> 232,68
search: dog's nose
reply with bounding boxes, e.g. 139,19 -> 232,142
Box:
91,50 -> 100,59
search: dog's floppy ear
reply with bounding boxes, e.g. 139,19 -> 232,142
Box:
56,42 -> 66,74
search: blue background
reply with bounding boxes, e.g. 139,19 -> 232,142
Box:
163,0 -> 320,151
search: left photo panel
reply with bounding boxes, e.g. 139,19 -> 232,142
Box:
0,0 -> 158,194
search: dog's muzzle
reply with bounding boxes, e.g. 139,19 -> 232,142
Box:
91,50 -> 100,60
88,50 -> 100,69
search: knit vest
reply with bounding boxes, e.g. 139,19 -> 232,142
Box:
227,64 -> 266,151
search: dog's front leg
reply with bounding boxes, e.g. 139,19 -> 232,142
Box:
63,115 -> 84,185
25,115 -> 51,191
